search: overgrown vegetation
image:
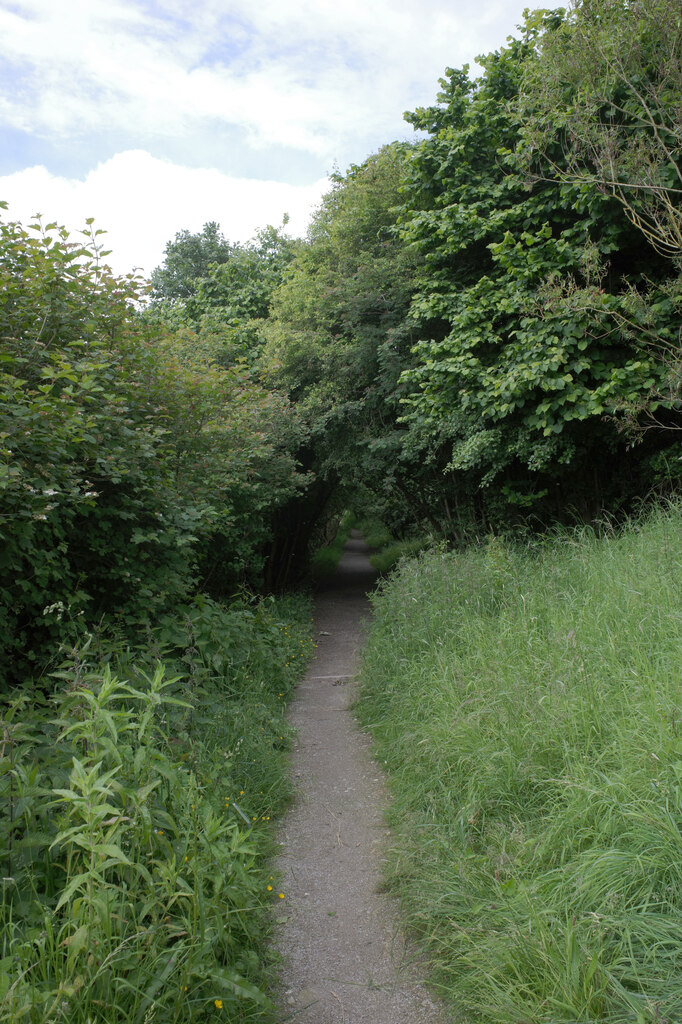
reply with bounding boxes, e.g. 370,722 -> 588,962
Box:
358,506 -> 682,1022
3,1 -> 682,1019
0,206 -> 305,687
310,511 -> 355,580
1,593 -> 314,1022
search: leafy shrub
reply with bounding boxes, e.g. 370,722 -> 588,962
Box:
0,206 -> 303,688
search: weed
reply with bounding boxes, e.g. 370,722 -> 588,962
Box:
0,593 -> 314,1023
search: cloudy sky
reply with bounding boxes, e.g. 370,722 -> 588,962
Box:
1,0 -> 532,278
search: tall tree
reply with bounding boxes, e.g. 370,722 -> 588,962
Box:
150,221 -> 232,300
260,144 -> 433,562
519,0 -> 682,262
396,11 -> 679,527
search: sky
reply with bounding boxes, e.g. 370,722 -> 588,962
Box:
0,0 -> 534,279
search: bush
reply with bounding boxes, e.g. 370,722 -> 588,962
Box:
0,207 -> 303,688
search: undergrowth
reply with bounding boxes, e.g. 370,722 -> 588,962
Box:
357,504 -> 682,1023
369,536 -> 431,573
310,511 -> 355,580
355,517 -> 431,573
0,593 -> 314,1023
356,517 -> 393,551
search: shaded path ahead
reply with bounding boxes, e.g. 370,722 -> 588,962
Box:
274,531 -> 443,1023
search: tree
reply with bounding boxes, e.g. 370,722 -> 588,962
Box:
190,223 -> 299,327
150,221 -> 232,300
147,222 -> 300,366
259,145 -> 433,568
519,0 -> 682,262
0,206 -> 304,686
396,12 -> 678,527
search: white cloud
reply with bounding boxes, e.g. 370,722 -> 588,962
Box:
1,0 -> 531,164
0,0 -> 532,275
0,151 -> 330,277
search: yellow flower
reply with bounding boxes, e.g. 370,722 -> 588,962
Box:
267,885 -> 273,891
214,998 -> 223,1009
278,893 -> 285,899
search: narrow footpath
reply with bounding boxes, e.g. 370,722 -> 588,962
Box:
274,531 -> 444,1023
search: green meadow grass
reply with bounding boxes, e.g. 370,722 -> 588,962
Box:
357,506 -> 682,1023
369,536 -> 432,573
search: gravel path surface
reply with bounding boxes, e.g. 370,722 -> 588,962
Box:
274,531 -> 445,1023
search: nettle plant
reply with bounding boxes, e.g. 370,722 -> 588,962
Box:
1,661 -> 268,1021
0,590 -> 314,1022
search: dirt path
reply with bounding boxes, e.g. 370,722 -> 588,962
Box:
274,531 -> 444,1023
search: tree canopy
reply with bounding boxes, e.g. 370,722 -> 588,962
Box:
3,0 -> 682,673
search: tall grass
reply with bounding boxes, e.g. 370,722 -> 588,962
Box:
0,594 -> 314,1023
357,505 -> 682,1023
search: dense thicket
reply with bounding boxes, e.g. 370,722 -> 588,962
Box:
0,208 -> 303,687
236,4 -> 682,546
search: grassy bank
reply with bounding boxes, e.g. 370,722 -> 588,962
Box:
357,507 -> 682,1023
1,594 -> 314,1023
355,517 -> 431,574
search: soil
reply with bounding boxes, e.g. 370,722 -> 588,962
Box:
273,531 -> 445,1023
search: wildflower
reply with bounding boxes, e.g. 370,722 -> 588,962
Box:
278,893 -> 285,899
214,998 -> 223,1009
267,885 -> 273,891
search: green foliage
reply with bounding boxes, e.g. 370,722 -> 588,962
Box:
356,517 -> 393,550
0,207 -> 304,687
263,150 -> 418,450
260,145 -> 442,559
368,536 -> 431,574
519,0 -> 682,263
309,511 -> 355,580
147,223 -> 300,367
150,221 -> 232,300
358,506 -> 682,1022
0,593 -> 314,1023
397,12 -> 682,526
190,225 -> 299,326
